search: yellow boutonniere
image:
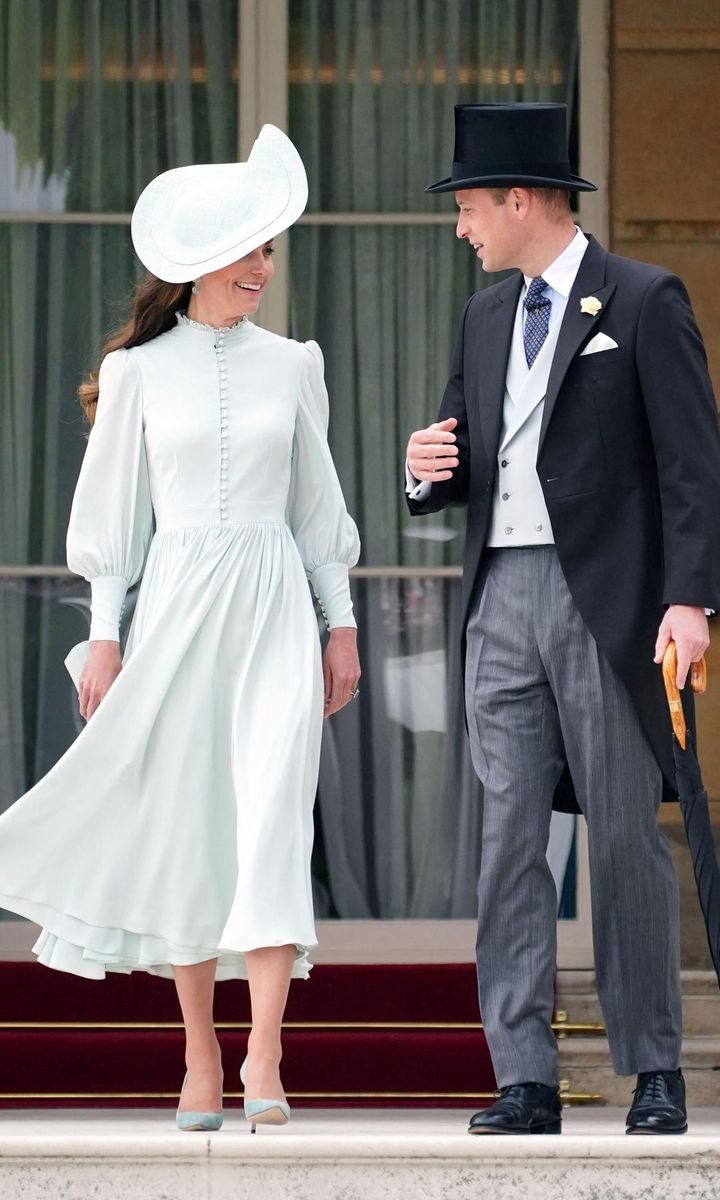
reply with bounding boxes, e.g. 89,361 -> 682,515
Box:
580,296 -> 602,317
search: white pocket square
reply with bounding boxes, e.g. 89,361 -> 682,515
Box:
580,332 -> 619,356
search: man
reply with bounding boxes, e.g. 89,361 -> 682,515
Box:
406,103 -> 720,1135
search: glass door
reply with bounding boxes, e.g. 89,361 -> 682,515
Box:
0,0 -> 605,969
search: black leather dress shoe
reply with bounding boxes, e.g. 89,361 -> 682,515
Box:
626,1069 -> 688,1134
468,1083 -> 562,1135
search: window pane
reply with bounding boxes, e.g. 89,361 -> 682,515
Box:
287,1 -> 582,920
312,575 -> 578,918
289,0 -> 579,213
0,1 -> 583,933
0,0 -> 238,213
0,575 -> 94,828
290,223 -> 492,567
0,221 -> 140,567
0,573 -> 578,921
289,1 -> 580,566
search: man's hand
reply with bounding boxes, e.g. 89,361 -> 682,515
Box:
406,417 -> 459,483
78,640 -> 123,720
323,627 -> 361,717
654,605 -> 710,689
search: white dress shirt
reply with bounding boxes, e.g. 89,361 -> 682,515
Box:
521,225 -> 589,338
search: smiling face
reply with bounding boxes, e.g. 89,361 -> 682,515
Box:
455,188 -> 528,273
193,242 -> 275,321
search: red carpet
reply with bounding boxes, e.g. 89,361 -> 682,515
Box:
0,963 -> 497,1107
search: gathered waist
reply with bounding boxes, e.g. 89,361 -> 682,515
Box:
154,501 -> 288,534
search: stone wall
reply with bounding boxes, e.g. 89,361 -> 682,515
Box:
611,0 -> 720,799
611,1 -> 720,383
611,0 -> 720,964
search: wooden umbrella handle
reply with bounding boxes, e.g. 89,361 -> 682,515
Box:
662,642 -> 708,750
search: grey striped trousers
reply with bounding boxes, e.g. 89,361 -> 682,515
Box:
465,546 -> 681,1086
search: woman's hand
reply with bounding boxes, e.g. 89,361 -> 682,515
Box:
78,640 -> 123,721
323,627 -> 361,717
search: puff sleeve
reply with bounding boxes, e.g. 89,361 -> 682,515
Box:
66,349 -> 154,641
288,341 -> 360,629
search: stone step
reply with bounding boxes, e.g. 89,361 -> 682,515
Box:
1,1108 -> 720,1200
557,1037 -> 720,1106
556,970 -> 720,1038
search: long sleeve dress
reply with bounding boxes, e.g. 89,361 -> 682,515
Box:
0,313 -> 360,981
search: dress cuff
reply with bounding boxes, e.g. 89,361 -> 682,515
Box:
89,576 -> 128,641
309,564 -> 356,630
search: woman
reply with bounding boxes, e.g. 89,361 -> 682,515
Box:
0,126 -> 361,1132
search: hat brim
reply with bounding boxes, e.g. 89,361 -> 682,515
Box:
131,125 -> 308,283
425,171 -> 597,194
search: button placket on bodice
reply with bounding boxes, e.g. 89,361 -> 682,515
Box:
214,330 -> 230,523
174,312 -> 250,525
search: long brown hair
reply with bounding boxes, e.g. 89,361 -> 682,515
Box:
78,275 -> 193,427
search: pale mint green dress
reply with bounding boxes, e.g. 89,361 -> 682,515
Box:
0,315 -> 360,980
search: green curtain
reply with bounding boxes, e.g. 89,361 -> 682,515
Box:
0,0 -> 238,827
289,0 -> 578,568
289,0 -> 579,917
0,0 -> 579,921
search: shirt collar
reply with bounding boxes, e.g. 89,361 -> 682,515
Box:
523,226 -> 589,299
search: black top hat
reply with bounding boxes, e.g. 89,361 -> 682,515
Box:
426,102 -> 597,194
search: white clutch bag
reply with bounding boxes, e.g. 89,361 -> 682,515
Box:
64,640 -> 90,691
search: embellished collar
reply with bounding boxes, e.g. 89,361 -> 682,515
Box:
175,311 -> 250,335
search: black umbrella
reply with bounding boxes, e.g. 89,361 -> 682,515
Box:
663,643 -> 720,987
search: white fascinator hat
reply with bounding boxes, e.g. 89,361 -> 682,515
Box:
131,124 -> 308,283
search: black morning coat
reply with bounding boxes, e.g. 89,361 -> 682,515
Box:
407,234 -> 720,813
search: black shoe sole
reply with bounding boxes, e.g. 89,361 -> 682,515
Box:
468,1121 -> 562,1136
626,1125 -> 688,1135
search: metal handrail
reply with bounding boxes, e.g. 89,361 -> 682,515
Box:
0,565 -> 464,579
0,210 -> 457,226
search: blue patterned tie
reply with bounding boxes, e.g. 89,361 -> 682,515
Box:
523,276 -> 551,368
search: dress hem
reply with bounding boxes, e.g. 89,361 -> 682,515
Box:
0,892 -> 314,982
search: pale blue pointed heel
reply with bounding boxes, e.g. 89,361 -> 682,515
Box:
240,1056 -> 291,1133
176,1071 -> 224,1132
